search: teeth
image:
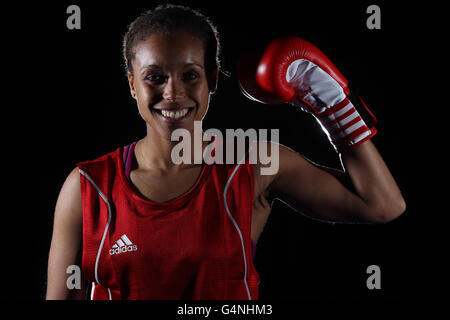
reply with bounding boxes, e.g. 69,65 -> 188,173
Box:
161,108 -> 189,119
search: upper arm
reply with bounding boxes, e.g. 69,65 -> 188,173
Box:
267,144 -> 371,223
46,167 -> 86,300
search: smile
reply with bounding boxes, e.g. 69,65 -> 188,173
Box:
153,106 -> 195,122
161,108 -> 189,119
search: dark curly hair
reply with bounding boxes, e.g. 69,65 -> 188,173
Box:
122,4 -> 221,81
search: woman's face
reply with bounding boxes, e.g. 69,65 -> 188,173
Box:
128,30 -> 214,140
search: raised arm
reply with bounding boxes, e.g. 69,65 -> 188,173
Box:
267,141 -> 405,223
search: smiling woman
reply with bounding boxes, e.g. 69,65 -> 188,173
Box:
47,4 -> 262,300
46,3 -> 405,301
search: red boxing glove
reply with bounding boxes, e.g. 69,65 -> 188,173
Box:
238,36 -> 377,149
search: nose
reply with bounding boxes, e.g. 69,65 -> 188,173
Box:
162,77 -> 185,101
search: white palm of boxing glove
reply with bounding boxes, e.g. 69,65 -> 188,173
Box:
287,59 -> 373,147
239,36 -> 378,150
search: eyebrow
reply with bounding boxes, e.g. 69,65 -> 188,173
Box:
140,63 -> 204,71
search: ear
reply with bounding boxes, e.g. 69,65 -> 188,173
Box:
127,71 -> 137,99
208,68 -> 218,94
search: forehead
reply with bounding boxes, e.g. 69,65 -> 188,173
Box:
133,30 -> 205,70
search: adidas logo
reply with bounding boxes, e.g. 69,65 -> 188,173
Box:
109,234 -> 138,255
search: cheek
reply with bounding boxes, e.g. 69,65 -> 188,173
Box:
193,87 -> 211,121
193,82 -> 211,106
136,83 -> 160,106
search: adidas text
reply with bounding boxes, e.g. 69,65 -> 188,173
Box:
109,245 -> 138,255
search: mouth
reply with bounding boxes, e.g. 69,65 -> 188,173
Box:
153,106 -> 195,122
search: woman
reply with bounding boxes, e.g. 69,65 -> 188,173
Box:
46,4 -> 405,300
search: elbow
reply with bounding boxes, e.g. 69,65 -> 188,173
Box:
372,195 -> 407,223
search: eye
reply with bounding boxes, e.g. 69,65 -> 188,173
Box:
145,74 -> 166,85
183,72 -> 199,81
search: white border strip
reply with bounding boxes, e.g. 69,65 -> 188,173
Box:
222,151 -> 252,300
90,282 -> 95,300
79,169 -> 113,300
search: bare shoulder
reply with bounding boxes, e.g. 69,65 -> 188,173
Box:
63,167 -> 81,191
54,167 -> 82,225
252,141 -> 304,197
253,141 -> 324,198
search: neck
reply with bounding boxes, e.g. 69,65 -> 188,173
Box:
136,123 -> 210,172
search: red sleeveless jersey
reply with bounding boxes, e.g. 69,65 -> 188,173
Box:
77,141 -> 260,300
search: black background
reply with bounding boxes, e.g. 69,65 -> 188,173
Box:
7,0 -> 448,305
